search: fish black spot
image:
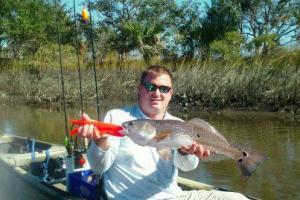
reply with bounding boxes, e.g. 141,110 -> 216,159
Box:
242,151 -> 248,157
238,158 -> 243,163
196,134 -> 200,138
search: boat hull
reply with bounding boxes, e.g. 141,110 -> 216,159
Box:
0,133 -> 67,167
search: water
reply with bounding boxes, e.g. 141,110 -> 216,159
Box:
181,110 -> 300,200
0,103 -> 299,199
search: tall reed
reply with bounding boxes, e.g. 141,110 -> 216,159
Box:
0,51 -> 299,114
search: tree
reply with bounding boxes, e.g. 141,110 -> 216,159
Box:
0,0 -> 13,55
233,0 -> 300,57
200,0 -> 240,59
210,31 -> 245,62
122,21 -> 165,63
1,0 -> 73,59
170,0 -> 203,59
92,0 -> 177,63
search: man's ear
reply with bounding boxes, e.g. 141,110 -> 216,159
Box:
138,84 -> 143,95
170,88 -> 174,96
137,84 -> 142,100
138,84 -> 143,91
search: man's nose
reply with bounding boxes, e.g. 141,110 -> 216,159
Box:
153,88 -> 161,95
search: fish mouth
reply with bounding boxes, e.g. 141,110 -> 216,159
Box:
119,129 -> 128,135
121,121 -> 128,128
120,124 -> 129,135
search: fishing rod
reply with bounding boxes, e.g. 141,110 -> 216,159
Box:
70,0 -> 89,155
55,0 -> 69,139
87,0 -> 101,120
72,0 -> 84,114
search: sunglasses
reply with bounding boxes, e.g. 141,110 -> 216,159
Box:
142,82 -> 172,94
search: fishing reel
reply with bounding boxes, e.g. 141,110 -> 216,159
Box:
65,134 -> 89,169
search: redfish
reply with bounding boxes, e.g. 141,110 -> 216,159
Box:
121,118 -> 267,177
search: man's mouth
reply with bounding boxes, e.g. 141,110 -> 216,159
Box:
150,99 -> 161,105
150,98 -> 161,102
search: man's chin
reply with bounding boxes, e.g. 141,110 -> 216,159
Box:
149,105 -> 161,112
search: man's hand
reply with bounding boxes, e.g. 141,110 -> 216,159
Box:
77,113 -> 110,150
179,142 -> 210,158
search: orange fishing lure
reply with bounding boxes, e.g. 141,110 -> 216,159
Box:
70,119 -> 124,137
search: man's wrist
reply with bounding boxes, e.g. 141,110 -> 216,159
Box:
94,137 -> 110,150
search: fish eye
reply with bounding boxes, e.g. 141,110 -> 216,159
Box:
242,151 -> 248,157
128,121 -> 133,126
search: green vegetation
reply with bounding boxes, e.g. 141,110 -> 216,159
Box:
0,58 -> 299,114
1,0 -> 299,62
0,0 -> 299,114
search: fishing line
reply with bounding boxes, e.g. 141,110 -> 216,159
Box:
87,0 -> 101,120
55,0 -> 69,138
72,0 -> 84,114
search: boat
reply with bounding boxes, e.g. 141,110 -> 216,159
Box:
0,133 -> 71,199
0,133 -> 259,200
0,133 -> 67,167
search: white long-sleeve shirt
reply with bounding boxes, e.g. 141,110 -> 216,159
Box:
87,105 -> 199,200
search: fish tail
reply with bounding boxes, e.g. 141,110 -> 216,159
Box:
236,150 -> 268,177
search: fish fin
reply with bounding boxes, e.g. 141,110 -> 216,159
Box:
157,148 -> 173,160
237,149 -> 268,177
171,133 -> 193,147
154,131 -> 172,142
187,118 -> 229,144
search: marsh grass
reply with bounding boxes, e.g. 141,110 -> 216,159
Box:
0,61 -> 299,114
172,62 -> 300,113
0,44 -> 299,114
0,67 -> 141,105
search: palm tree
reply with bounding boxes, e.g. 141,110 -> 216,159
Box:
123,21 -> 165,63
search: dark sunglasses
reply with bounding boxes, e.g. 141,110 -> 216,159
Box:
142,82 -> 172,94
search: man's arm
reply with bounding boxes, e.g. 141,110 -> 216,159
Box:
87,137 -> 120,175
79,112 -> 120,175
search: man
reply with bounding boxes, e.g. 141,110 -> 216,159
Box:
78,65 -> 248,200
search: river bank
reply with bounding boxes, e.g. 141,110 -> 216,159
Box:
0,65 -> 299,116
1,96 -> 299,122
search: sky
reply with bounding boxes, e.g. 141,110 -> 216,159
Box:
63,0 -> 212,22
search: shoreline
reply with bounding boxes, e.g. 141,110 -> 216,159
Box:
1,96 -> 299,121
0,66 -> 299,119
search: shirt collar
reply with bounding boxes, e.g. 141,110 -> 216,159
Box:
135,104 -> 168,120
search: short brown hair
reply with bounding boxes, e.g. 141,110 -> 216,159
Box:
140,65 -> 173,85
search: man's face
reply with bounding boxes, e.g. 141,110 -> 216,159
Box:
138,73 -> 173,118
